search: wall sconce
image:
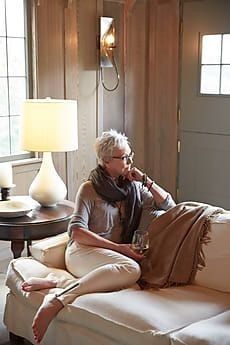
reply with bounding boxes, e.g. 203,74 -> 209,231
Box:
100,16 -> 120,91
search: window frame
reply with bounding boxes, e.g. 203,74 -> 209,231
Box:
0,0 -> 34,162
199,32 -> 230,97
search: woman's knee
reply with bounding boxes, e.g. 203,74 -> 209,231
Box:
122,259 -> 141,284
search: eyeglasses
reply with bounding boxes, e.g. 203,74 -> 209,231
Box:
112,151 -> 134,163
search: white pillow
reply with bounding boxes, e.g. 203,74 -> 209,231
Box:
195,213 -> 230,293
30,232 -> 69,269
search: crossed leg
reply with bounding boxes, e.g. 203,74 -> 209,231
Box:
32,294 -> 63,344
23,244 -> 141,344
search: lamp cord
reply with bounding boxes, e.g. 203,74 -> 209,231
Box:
100,54 -> 120,92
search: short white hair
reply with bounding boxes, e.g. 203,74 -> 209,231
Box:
95,129 -> 130,165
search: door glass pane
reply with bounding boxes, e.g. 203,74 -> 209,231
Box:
200,65 -> 220,94
6,0 -> 25,37
7,37 -> 26,76
221,65 -> 230,94
201,34 -> 221,64
8,77 -> 26,115
0,117 -> 10,156
222,34 -> 230,64
0,78 -> 8,116
0,0 -> 6,36
0,38 -> 7,76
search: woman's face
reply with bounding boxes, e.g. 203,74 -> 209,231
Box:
104,143 -> 134,178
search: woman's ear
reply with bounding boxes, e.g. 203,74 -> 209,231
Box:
103,156 -> 111,164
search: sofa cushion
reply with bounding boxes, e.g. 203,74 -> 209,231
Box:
170,310 -> 230,345
195,213 -> 230,293
29,232 -> 69,269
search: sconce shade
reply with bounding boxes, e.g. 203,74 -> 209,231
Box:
100,17 -> 116,68
21,99 -> 78,152
100,17 -> 120,91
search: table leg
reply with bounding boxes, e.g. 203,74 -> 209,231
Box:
11,241 -> 25,258
27,240 -> 32,256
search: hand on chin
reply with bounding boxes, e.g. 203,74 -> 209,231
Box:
122,167 -> 131,179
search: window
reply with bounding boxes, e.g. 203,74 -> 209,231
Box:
200,33 -> 230,95
0,0 -> 32,160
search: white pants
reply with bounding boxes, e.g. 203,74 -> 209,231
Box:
55,242 -> 141,306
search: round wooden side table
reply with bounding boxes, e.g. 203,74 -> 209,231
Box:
0,199 -> 74,258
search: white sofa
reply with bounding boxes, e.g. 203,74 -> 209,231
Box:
4,213 -> 230,345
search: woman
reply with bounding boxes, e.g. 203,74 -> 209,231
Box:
22,129 -> 176,343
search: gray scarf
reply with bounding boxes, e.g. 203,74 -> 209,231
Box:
89,165 -> 142,243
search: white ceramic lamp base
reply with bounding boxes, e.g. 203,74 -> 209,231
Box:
29,152 -> 67,207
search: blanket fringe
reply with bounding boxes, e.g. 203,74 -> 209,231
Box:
191,209 -> 223,282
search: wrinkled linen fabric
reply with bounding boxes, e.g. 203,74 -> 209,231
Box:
140,202 -> 223,288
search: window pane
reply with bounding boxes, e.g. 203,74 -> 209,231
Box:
6,0 -> 25,37
0,37 -> 7,76
222,34 -> 230,64
221,65 -> 230,94
0,117 -> 10,156
0,78 -> 8,116
201,34 -> 221,64
9,77 -> 26,115
7,37 -> 26,76
200,65 -> 220,94
10,115 -> 23,154
0,0 -> 6,36
0,0 -> 29,159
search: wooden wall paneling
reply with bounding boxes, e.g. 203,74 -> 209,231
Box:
96,0 -> 104,136
147,0 -> 179,196
74,0 -> 98,186
12,162 -> 41,196
124,0 -> 179,196
102,1 -> 125,132
35,0 -> 67,189
125,0 -> 148,171
64,0 -> 79,201
146,0 -> 158,183
35,0 -> 65,99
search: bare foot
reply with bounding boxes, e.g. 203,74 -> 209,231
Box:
21,277 -> 57,292
32,294 -> 63,343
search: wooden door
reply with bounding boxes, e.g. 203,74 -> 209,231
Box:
178,0 -> 230,208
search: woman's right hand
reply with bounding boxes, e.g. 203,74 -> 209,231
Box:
117,244 -> 144,261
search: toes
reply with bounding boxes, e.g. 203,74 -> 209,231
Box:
21,282 -> 28,288
21,285 -> 32,292
32,324 -> 40,343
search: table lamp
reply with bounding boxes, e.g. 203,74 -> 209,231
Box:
21,98 -> 78,207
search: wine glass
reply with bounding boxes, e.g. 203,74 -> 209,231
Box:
131,230 -> 149,254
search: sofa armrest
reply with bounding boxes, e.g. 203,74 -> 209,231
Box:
29,232 -> 69,269
195,212 -> 230,293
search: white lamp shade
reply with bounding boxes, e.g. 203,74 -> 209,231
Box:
21,98 -> 78,152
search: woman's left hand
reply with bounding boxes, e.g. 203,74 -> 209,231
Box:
118,244 -> 144,261
125,167 -> 143,183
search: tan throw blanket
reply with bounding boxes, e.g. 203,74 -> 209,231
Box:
140,202 -> 223,289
